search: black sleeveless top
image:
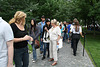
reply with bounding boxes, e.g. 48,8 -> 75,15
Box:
10,23 -> 28,49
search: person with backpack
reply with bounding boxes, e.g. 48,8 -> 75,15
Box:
70,19 -> 84,56
41,18 -> 52,60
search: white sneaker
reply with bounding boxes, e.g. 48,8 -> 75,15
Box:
32,60 -> 36,63
32,59 -> 33,61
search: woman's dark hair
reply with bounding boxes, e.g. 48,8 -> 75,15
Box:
74,21 -> 80,32
45,18 -> 51,30
30,18 -> 36,32
45,21 -> 51,26
69,21 -> 72,24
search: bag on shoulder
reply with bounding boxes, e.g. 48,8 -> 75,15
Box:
34,40 -> 40,49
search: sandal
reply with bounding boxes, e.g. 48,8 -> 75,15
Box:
49,58 -> 54,61
51,61 -> 57,66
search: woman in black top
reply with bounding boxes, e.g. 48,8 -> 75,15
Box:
9,11 -> 33,67
41,18 -> 52,60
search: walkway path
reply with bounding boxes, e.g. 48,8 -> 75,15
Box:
29,41 -> 94,67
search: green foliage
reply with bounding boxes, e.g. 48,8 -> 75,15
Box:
0,0 -> 100,24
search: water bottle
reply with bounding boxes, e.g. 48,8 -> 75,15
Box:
27,40 -> 32,45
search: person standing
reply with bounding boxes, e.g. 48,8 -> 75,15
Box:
63,21 -> 67,41
41,18 -> 52,60
60,22 -> 65,40
38,15 -> 46,54
0,17 -> 14,67
70,21 -> 75,48
70,19 -> 84,56
9,11 -> 33,67
45,19 -> 61,66
66,22 -> 71,43
29,19 -> 40,62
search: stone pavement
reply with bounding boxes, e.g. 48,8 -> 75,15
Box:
28,41 -> 94,67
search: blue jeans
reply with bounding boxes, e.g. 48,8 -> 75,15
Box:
32,45 -> 37,61
43,43 -> 49,56
40,33 -> 43,51
63,32 -> 67,41
14,47 -> 29,67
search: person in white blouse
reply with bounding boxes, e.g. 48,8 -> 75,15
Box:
70,19 -> 84,56
45,19 -> 61,66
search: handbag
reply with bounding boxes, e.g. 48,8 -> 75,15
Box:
58,39 -> 63,49
34,40 -> 40,49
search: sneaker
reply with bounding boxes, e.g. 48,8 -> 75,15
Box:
42,56 -> 45,60
73,54 -> 76,56
32,59 -> 33,61
32,60 -> 36,63
40,51 -> 43,54
47,55 -> 49,58
57,49 -> 59,53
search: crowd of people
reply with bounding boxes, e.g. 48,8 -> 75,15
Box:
0,11 -> 84,67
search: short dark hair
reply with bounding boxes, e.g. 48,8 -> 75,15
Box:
41,15 -> 45,18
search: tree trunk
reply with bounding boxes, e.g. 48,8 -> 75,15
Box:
92,17 -> 96,36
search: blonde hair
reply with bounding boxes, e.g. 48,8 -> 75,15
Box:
51,19 -> 57,25
9,11 -> 26,25
73,18 -> 78,23
56,21 -> 59,26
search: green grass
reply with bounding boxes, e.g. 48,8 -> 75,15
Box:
28,44 -> 33,53
80,29 -> 100,67
28,36 -> 40,53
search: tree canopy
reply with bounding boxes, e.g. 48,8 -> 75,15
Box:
0,0 -> 100,25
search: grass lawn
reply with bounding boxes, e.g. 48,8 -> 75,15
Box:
80,29 -> 100,67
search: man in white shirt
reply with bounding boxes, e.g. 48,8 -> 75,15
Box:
0,17 -> 14,67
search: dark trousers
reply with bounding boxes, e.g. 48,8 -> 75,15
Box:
14,47 -> 29,67
71,39 -> 73,48
43,43 -> 49,57
40,33 -> 43,51
72,34 -> 80,55
63,32 -> 66,41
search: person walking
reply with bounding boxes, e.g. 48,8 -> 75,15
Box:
9,11 -> 33,67
38,15 -> 46,54
60,22 -> 65,40
66,22 -> 71,43
70,19 -> 84,56
0,17 -> 14,67
41,18 -> 52,60
45,19 -> 61,66
29,19 -> 40,62
63,21 -> 67,41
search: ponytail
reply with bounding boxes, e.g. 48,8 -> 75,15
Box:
75,25 -> 79,32
9,18 -> 15,24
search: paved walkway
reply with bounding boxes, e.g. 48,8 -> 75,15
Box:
29,41 -> 94,67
